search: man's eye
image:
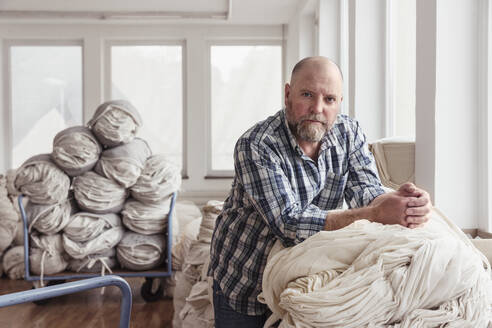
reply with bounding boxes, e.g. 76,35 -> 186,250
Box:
326,97 -> 336,103
302,92 -> 312,97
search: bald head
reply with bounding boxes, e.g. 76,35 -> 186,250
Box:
290,56 -> 343,86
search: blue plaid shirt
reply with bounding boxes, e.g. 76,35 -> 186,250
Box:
208,109 -> 385,315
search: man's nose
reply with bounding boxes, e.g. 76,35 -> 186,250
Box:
311,96 -> 324,114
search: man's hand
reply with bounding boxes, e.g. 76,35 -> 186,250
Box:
369,193 -> 409,227
396,182 -> 432,229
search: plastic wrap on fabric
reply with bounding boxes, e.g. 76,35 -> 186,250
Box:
3,245 -> 25,280
52,126 -> 102,177
121,197 -> 177,236
94,138 -> 151,188
73,171 -> 128,214
116,232 -> 166,271
14,154 -> 70,205
63,212 -> 121,242
63,226 -> 124,260
25,198 -> 74,234
87,100 -> 142,147
131,154 -> 181,205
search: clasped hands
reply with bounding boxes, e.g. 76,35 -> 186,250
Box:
370,182 -> 432,229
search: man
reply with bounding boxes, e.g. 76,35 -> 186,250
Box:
208,56 -> 432,327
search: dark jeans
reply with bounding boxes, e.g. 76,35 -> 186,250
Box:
213,280 -> 269,328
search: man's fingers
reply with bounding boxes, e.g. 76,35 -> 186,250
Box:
406,215 -> 429,224
406,205 -> 430,216
407,196 -> 429,207
408,223 -> 425,229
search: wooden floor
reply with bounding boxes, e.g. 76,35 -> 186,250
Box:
0,277 -> 174,328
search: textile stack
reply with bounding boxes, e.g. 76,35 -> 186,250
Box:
173,200 -> 223,328
0,99 -> 182,283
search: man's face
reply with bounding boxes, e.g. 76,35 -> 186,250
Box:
284,61 -> 343,143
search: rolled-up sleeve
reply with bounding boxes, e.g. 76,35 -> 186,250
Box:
343,122 -> 386,208
235,138 -> 327,247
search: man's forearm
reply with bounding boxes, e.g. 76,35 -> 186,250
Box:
323,206 -> 376,231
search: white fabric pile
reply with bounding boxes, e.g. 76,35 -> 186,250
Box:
173,200 -> 223,328
29,233 -> 68,280
116,232 -> 166,270
52,126 -> 102,177
131,155 -> 181,204
88,100 -> 142,147
14,154 -> 70,205
68,249 -> 117,274
259,209 -> 492,328
24,198 -> 74,234
0,175 -> 19,255
94,138 -> 151,188
73,171 -> 128,214
2,245 -> 24,280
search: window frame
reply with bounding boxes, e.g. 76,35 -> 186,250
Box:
205,39 -> 284,178
3,39 -> 84,169
104,39 -> 188,177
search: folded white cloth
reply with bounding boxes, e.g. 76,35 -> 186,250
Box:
116,232 -> 166,271
29,233 -> 68,276
259,209 -> 492,328
63,226 -> 124,260
25,198 -> 74,234
0,175 -> 19,253
2,245 -> 25,280
121,197 -> 176,236
68,248 -> 117,274
63,212 -> 121,242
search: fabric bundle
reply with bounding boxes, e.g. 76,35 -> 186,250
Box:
131,155 -> 181,205
29,233 -> 68,277
0,175 -> 19,254
94,138 -> 151,188
68,248 -> 117,274
63,212 -> 121,242
24,198 -> 74,234
198,201 -> 223,243
2,245 -> 24,280
116,232 -> 166,270
14,154 -> 70,205
63,221 -> 124,260
88,100 -> 142,147
259,209 -> 492,328
121,196 -> 177,236
52,126 -> 102,177
73,171 -> 128,214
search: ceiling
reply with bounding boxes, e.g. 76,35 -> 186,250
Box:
0,0 -> 303,25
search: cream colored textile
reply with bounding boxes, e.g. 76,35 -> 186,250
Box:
3,245 -> 24,280
199,201 -> 223,243
94,138 -> 151,188
73,171 -> 128,214
63,226 -> 124,260
68,248 -> 117,273
88,100 -> 142,147
369,137 -> 415,190
0,175 -> 19,253
29,233 -> 68,276
13,220 -> 24,246
259,209 -> 492,328
116,232 -> 166,270
63,212 -> 121,242
52,126 -> 101,177
25,199 -> 73,234
14,154 -> 70,205
121,197 -> 177,236
131,155 -> 181,205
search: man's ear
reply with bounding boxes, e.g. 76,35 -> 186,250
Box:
284,83 -> 291,107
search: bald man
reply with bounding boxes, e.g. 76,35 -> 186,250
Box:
208,56 -> 432,327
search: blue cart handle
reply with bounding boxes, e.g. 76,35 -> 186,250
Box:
0,275 -> 132,328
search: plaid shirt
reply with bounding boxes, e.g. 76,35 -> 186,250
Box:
208,109 -> 385,315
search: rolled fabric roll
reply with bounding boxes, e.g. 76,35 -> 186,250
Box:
94,138 -> 151,188
0,175 -> 19,254
63,226 -> 124,260
73,171 -> 128,214
88,100 -> 142,147
3,245 -> 25,280
52,126 -> 102,177
64,212 -> 121,242
121,197 -> 173,235
131,155 -> 181,205
117,232 -> 166,271
14,154 -> 70,205
29,233 -> 67,276
25,198 -> 74,235
68,248 -> 117,273
199,200 -> 223,243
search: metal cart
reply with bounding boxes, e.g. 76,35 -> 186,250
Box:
18,192 -> 176,302
0,275 -> 132,328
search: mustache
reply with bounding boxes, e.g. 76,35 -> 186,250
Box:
298,114 -> 328,125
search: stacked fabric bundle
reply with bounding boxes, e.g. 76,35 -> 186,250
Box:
173,200 -> 223,328
259,209 -> 492,328
2,99 -> 181,283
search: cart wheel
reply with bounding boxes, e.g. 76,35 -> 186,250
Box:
32,280 -> 67,305
141,278 -> 163,302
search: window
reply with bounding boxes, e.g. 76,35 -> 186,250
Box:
209,44 -> 282,174
9,43 -> 83,168
108,43 -> 184,170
